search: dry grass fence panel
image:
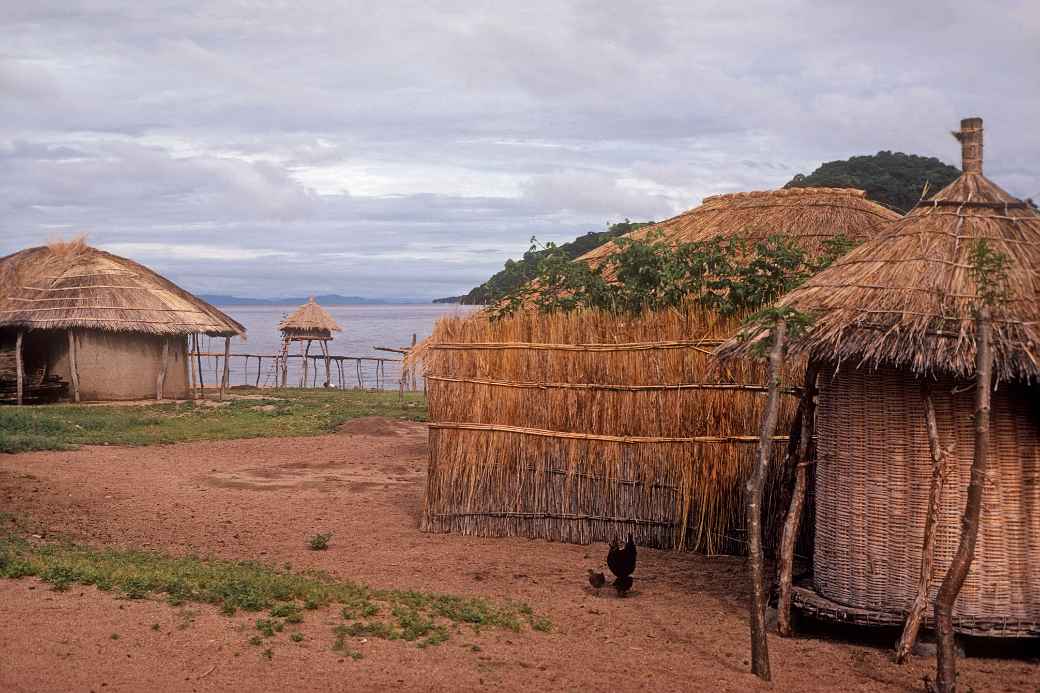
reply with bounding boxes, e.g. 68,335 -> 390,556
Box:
419,304 -> 800,554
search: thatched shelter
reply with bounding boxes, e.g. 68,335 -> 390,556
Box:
277,297 -> 341,388
0,240 -> 245,403
420,188 -> 900,553
720,118 -> 1040,636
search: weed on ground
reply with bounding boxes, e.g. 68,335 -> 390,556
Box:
0,389 -> 427,454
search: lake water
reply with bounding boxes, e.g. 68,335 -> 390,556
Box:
195,303 -> 480,390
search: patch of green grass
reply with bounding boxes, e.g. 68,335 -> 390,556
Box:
290,632 -> 304,643
0,389 -> 427,454
308,533 -> 332,551
0,532 -> 548,652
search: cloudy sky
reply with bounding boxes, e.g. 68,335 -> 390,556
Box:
3,1 -> 1038,300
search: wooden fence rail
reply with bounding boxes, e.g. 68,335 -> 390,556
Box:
192,351 -> 411,392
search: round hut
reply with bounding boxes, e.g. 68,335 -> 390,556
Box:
0,239 -> 245,403
421,187 -> 901,553
277,297 -> 342,388
720,118 -> 1040,636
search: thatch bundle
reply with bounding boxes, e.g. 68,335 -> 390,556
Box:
279,297 -> 342,341
421,187 -> 899,554
719,118 -> 1040,635
0,239 -> 244,337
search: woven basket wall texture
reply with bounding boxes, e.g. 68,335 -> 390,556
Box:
814,363 -> 1040,624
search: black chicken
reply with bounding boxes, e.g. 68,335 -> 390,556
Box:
587,569 -> 606,590
606,534 -> 637,596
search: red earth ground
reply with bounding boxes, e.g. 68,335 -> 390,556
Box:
0,418 -> 1036,692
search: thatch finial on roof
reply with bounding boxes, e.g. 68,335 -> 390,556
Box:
952,117 -> 983,174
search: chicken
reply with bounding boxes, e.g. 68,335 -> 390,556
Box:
606,534 -> 637,596
613,574 -> 633,597
587,569 -> 606,590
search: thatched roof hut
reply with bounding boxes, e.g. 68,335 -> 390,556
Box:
421,188 -> 899,554
720,118 -> 1040,636
579,187 -> 899,268
0,239 -> 244,402
278,297 -> 342,342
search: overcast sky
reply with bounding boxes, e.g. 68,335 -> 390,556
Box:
3,1 -> 1038,300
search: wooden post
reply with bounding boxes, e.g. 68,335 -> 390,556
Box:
196,335 -> 205,396
933,305 -> 992,693
219,336 -> 230,400
67,330 -> 81,403
411,333 -> 418,391
895,382 -> 954,662
747,318 -> 785,681
15,330 -> 24,406
301,341 -> 311,388
256,356 -> 263,388
188,334 -> 199,400
322,341 -> 331,387
156,338 -> 169,400
776,360 -> 819,637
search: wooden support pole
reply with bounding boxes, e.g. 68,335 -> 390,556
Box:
747,319 -> 785,682
67,330 -> 81,403
776,360 -> 819,637
196,335 -> 205,396
188,335 -> 199,400
156,338 -> 169,400
15,330 -> 24,406
219,336 -> 230,400
411,333 -> 418,391
256,356 -> 263,388
934,305 -> 992,693
322,340 -> 331,387
896,382 -> 954,663
301,341 -> 311,388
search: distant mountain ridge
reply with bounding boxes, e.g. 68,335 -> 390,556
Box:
200,294 -> 403,306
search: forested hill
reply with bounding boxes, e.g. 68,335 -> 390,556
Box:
784,150 -> 960,213
437,219 -> 654,305
436,151 -> 962,305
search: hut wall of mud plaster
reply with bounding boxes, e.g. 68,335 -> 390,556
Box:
419,305 -> 802,555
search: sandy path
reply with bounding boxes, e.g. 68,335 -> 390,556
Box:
0,418 -> 1036,692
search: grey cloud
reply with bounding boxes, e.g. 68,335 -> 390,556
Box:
2,1 -> 1038,299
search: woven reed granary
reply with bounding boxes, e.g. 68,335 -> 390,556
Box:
420,188 -> 900,554
0,239 -> 244,402
719,118 -> 1040,636
277,297 -> 342,388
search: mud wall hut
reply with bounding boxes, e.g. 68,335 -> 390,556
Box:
421,188 -> 900,553
720,118 -> 1040,635
0,240 -> 245,403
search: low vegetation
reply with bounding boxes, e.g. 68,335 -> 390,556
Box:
0,528 -> 548,652
493,232 -> 854,320
0,388 -> 426,454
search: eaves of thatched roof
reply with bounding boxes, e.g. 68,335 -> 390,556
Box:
0,239 -> 246,337
278,297 -> 342,334
719,118 -> 1040,383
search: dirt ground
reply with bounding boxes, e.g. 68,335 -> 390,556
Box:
0,418 -> 1036,692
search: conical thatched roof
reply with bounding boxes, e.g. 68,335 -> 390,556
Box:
719,118 -> 1040,383
279,297 -> 342,334
578,187 -> 900,268
0,239 -> 245,337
